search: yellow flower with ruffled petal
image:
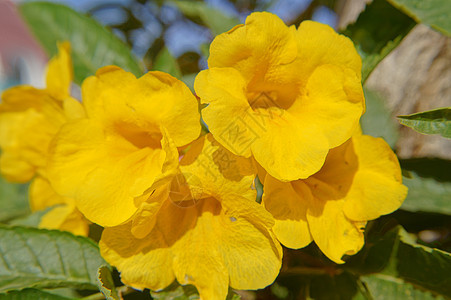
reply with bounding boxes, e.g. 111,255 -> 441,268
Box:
195,12 -> 365,181
47,66 -> 201,227
262,132 -> 408,263
0,42 -> 88,235
100,134 -> 282,299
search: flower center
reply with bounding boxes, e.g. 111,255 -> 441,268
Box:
114,121 -> 162,149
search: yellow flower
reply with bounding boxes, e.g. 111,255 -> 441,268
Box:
30,176 -> 89,236
0,42 -> 82,181
100,134 -> 282,299
262,133 -> 408,263
0,42 -> 88,236
47,66 -> 202,227
195,12 -> 365,181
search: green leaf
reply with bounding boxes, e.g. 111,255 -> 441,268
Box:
153,47 -> 182,79
150,281 -> 240,300
0,225 -> 107,292
96,266 -> 119,300
401,172 -> 451,215
150,282 -> 199,300
360,88 -> 399,148
170,0 -> 240,36
276,271 -> 366,300
387,0 -> 451,36
342,0 -> 416,82
19,2 -> 143,85
397,107 -> 451,138
360,274 -> 443,300
347,226 -> 451,297
0,288 -> 73,300
0,177 -> 29,223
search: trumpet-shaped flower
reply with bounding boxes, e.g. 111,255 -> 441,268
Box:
195,12 -> 365,181
47,67 -> 201,227
0,42 -> 88,235
262,133 -> 408,263
100,134 -> 282,299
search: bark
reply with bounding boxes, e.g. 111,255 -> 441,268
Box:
337,0 -> 451,159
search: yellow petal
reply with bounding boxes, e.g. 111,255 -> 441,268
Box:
343,135 -> 408,221
131,186 -> 169,239
250,111 -> 329,181
195,68 -> 255,157
208,12 -> 299,90
0,87 -> 66,180
288,64 -> 364,149
82,67 -> 200,147
46,41 -> 73,100
262,176 -> 312,249
295,20 -> 362,82
29,176 -> 68,211
100,221 -> 176,292
0,151 -> 35,182
40,204 -> 89,236
101,197 -> 282,298
63,97 -> 86,120
48,119 -> 168,226
306,178 -> 364,264
179,134 -> 257,202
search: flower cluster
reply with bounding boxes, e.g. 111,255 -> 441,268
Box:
0,12 -> 407,299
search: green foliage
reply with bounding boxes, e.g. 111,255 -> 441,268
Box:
347,226 -> 451,297
96,266 -> 119,300
19,2 -> 143,85
0,288 -> 73,300
360,89 -> 399,148
153,47 -> 182,79
0,178 -> 29,223
343,0 -> 416,82
387,0 -> 451,36
0,226 -> 107,292
150,282 -> 241,300
398,107 -> 451,138
360,274 -> 442,300
401,172 -> 451,215
170,0 -> 241,36
150,282 -> 200,300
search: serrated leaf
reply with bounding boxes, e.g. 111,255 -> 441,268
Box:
360,88 -> 399,148
0,288 -> 73,300
170,0 -> 240,36
153,47 -> 182,79
387,0 -> 451,36
19,2 -> 143,85
0,225 -> 106,292
360,274 -> 443,300
347,226 -> 451,297
398,107 -> 451,138
342,0 -> 416,82
0,178 -> 29,222
97,266 -> 119,300
401,172 -> 451,215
